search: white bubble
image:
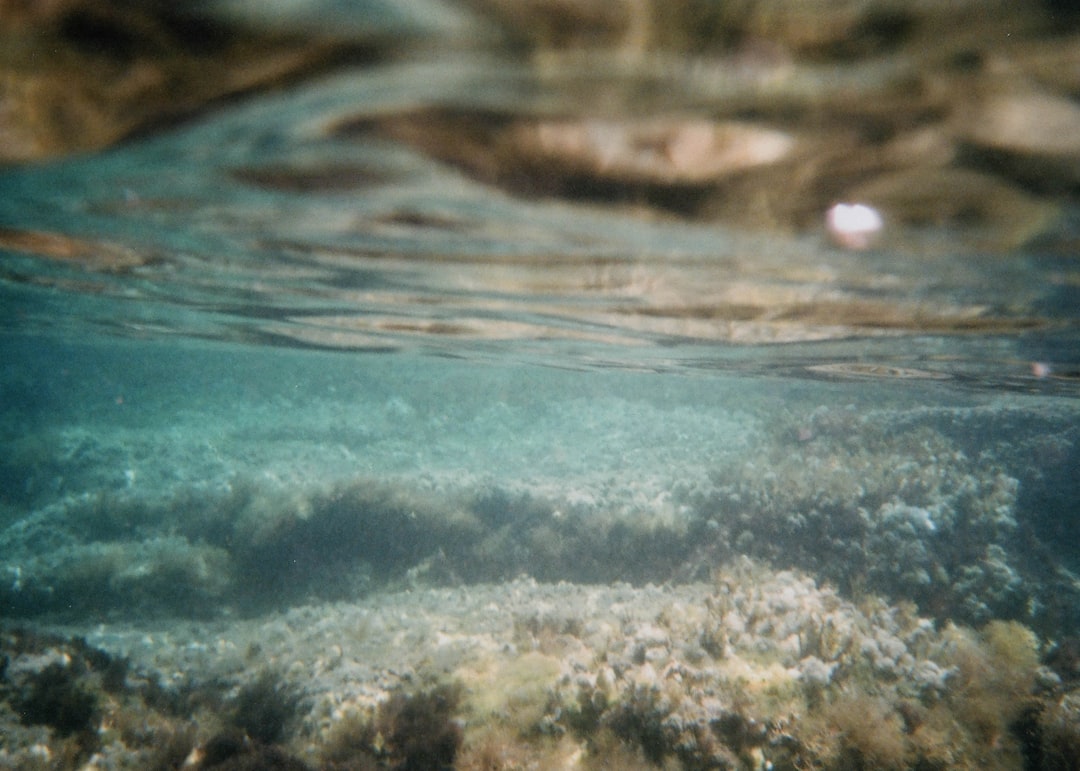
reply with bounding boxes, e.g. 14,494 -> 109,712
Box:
825,202 -> 884,249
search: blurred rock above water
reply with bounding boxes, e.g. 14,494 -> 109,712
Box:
3,0 -> 1078,247
446,0 -> 1080,247
0,0 -> 388,163
1,0 -> 1079,347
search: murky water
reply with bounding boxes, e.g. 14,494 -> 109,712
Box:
1,2 -> 1079,769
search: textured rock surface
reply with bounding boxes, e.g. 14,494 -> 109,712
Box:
2,569 -> 1072,770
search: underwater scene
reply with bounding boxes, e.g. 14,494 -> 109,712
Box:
1,1 -> 1080,769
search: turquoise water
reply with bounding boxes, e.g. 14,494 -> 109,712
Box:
1,32 -> 1078,629
2,330 -> 1077,627
1,10 -> 1079,768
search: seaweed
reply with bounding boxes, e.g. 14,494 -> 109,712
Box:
15,661 -> 99,737
147,723 -> 199,771
321,683 -> 464,771
377,683 -> 464,771
230,671 -> 300,745
1034,694 -> 1080,771
1045,637 -> 1080,683
195,728 -> 313,770
321,709 -> 380,769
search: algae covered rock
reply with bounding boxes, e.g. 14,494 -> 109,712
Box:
697,411 -> 1035,627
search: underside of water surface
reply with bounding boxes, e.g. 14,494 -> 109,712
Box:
1,2 -> 1080,770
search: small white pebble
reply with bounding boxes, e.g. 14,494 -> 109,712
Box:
826,202 -> 884,249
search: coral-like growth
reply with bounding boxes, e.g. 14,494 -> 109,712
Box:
701,414 -> 1035,627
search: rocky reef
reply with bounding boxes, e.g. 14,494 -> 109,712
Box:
3,567 -> 1080,770
3,390 -> 1077,635
3,373 -> 1076,768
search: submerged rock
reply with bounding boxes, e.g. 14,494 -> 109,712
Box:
1,570 -> 1068,771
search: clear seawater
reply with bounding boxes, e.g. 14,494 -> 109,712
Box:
1,10 -> 1079,768
2,25 -> 1079,622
